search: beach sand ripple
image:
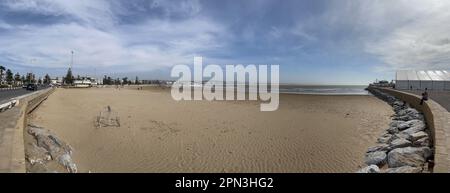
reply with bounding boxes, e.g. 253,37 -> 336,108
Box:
28,87 -> 392,173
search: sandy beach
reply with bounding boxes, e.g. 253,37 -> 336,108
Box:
27,86 -> 392,173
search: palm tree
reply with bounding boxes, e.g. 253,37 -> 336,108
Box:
6,69 -> 13,85
14,72 -> 21,86
0,65 -> 5,85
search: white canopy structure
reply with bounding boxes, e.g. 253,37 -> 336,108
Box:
416,71 -> 433,90
395,70 -> 450,90
395,70 -> 409,89
407,70 -> 420,89
427,71 -> 445,90
442,70 -> 450,90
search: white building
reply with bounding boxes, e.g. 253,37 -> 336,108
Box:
50,77 -> 63,85
439,70 -> 450,90
396,70 -> 450,90
74,79 -> 92,88
395,70 -> 409,90
427,70 -> 445,90
73,77 -> 97,88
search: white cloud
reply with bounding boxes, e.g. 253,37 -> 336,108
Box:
356,1 -> 450,70
0,18 -> 227,71
0,20 -> 13,29
2,0 -> 117,27
0,0 -> 227,73
5,0 -> 448,78
0,23 -> 123,68
284,0 -> 450,71
150,0 -> 202,17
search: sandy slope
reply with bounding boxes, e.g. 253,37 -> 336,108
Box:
28,87 -> 392,172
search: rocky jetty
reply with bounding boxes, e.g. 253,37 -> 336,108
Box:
358,88 -> 433,173
26,124 -> 77,173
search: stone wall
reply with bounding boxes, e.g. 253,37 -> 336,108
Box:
0,88 -> 55,172
373,87 -> 450,173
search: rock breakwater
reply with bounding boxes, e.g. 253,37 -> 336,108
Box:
358,88 -> 434,173
25,124 -> 77,173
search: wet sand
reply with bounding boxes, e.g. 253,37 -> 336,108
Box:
28,87 -> 392,172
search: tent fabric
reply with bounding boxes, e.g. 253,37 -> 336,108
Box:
442,71 -> 450,90
395,70 -> 450,90
427,71 -> 445,90
395,70 -> 409,89
407,70 -> 420,89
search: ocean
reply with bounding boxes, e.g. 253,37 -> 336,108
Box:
182,82 -> 370,95
279,85 -> 369,95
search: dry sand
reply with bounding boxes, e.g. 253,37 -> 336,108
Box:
27,86 -> 393,173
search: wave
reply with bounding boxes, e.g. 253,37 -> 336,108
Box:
279,85 -> 369,95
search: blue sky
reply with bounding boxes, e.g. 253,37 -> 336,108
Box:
1,0 -> 449,84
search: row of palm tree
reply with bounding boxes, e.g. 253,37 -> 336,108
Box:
0,65 -> 49,87
0,65 -> 5,83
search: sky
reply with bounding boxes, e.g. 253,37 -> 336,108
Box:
0,0 -> 450,85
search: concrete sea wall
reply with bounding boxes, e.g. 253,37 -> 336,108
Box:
370,87 -> 450,173
0,88 -> 55,172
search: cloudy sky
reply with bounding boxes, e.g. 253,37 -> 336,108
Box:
0,0 -> 449,84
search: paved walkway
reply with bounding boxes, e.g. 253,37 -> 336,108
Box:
1,88 -> 54,172
0,104 -> 25,172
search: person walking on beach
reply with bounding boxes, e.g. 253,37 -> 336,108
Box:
420,88 -> 428,105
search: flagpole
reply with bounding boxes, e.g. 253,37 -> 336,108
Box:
70,50 -> 74,69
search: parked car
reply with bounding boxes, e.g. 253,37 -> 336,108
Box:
26,83 -> 38,91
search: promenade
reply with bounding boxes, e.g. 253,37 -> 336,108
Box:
0,88 -> 54,172
378,88 -> 450,172
404,90 -> 450,112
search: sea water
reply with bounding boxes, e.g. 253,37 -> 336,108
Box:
279,85 -> 369,95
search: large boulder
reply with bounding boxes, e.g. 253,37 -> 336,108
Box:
397,109 -> 407,116
397,120 -> 425,131
393,101 -> 404,107
27,125 -> 77,173
414,114 -> 425,121
357,165 -> 380,173
405,108 -> 419,115
367,144 -> 390,153
27,162 -> 50,173
401,125 -> 426,136
391,132 -> 410,141
387,127 -> 399,134
393,115 -> 412,121
407,120 -> 426,129
365,151 -> 387,166
25,143 -> 51,165
58,154 -> 77,173
387,147 -> 432,168
408,131 -> 428,142
383,166 -> 423,173
389,138 -> 412,149
27,124 -> 48,136
405,108 -> 424,120
378,133 -> 393,144
28,126 -> 73,158
392,108 -> 424,121
389,121 -> 405,128
413,137 -> 430,147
